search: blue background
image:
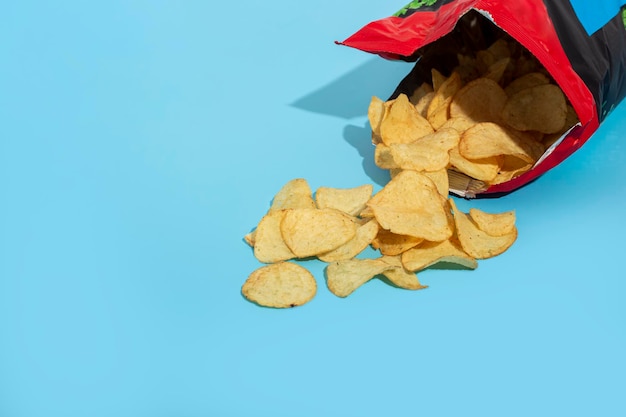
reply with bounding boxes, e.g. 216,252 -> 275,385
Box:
1,1 -> 625,416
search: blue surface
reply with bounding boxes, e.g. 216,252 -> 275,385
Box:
1,1 -> 625,416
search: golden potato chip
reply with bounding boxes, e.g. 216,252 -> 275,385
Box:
449,146 -> 501,183
326,258 -> 394,297
409,82 -> 434,105
380,255 -> 427,290
318,219 -> 379,262
490,154 -> 534,184
401,238 -> 478,272
423,168 -> 450,196
440,116 -> 476,134
367,96 -> 391,137
469,207 -> 516,237
253,210 -> 296,263
358,205 -> 375,219
501,84 -> 567,134
449,77 -> 507,123
315,184 -> 373,216
487,38 -> 511,61
387,128 -> 460,172
374,143 -> 399,169
280,208 -> 357,258
427,71 -> 462,129
449,199 -> 517,259
414,91 -> 435,118
367,170 -> 452,241
459,122 -> 537,164
371,228 -> 424,256
242,262 -> 317,308
269,178 -> 316,213
430,68 -> 447,92
504,72 -> 550,96
244,230 -> 256,247
380,93 -> 434,145
484,57 -> 511,83
542,104 -> 579,148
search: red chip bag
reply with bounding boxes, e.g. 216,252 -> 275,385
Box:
338,0 -> 626,196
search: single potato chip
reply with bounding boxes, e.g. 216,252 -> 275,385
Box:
459,122 -> 537,164
367,170 -> 452,241
269,178 -> 316,213
368,96 -> 387,136
449,199 -> 517,259
380,93 -> 434,145
318,219 -> 379,262
315,184 -> 373,216
449,77 -> 507,123
326,258 -> 394,297
469,207 -> 516,237
388,128 -> 460,172
414,91 -> 435,118
501,84 -> 567,134
504,72 -> 550,96
380,255 -> 428,290
280,208 -> 357,258
242,262 -> 317,308
371,228 -> 424,256
253,210 -> 296,263
401,238 -> 478,272
409,82 -> 434,105
449,146 -> 501,183
427,71 -> 462,129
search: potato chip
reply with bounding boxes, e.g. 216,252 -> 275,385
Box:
367,96 -> 387,137
367,170 -> 452,241
459,122 -> 537,163
490,155 -> 534,185
449,146 -> 501,182
387,128 -> 460,172
374,143 -> 399,169
326,258 -> 394,297
244,230 -> 256,247
401,238 -> 478,272
371,228 -> 423,256
449,199 -> 517,259
380,93 -> 434,145
380,255 -> 427,290
315,184 -> 373,216
440,116 -> 476,134
280,208 -> 357,258
318,218 -> 379,262
469,207 -> 516,236
409,82 -> 434,105
242,262 -> 317,308
504,72 -> 550,96
253,210 -> 296,263
423,168 -> 450,196
414,91 -> 435,118
542,104 -> 579,148
484,57 -> 511,83
427,71 -> 462,129
430,68 -> 447,92
269,178 -> 316,213
501,84 -> 567,134
449,77 -> 507,123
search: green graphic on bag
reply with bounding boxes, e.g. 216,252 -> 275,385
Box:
394,0 -> 440,17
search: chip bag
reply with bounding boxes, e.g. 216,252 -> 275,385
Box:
338,0 -> 626,196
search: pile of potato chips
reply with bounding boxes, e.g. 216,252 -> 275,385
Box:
242,34 -> 575,308
372,36 -> 578,196
242,173 -> 516,308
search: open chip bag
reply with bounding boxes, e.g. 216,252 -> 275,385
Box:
338,0 -> 626,197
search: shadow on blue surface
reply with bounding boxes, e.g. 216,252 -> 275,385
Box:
290,57 -> 410,119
